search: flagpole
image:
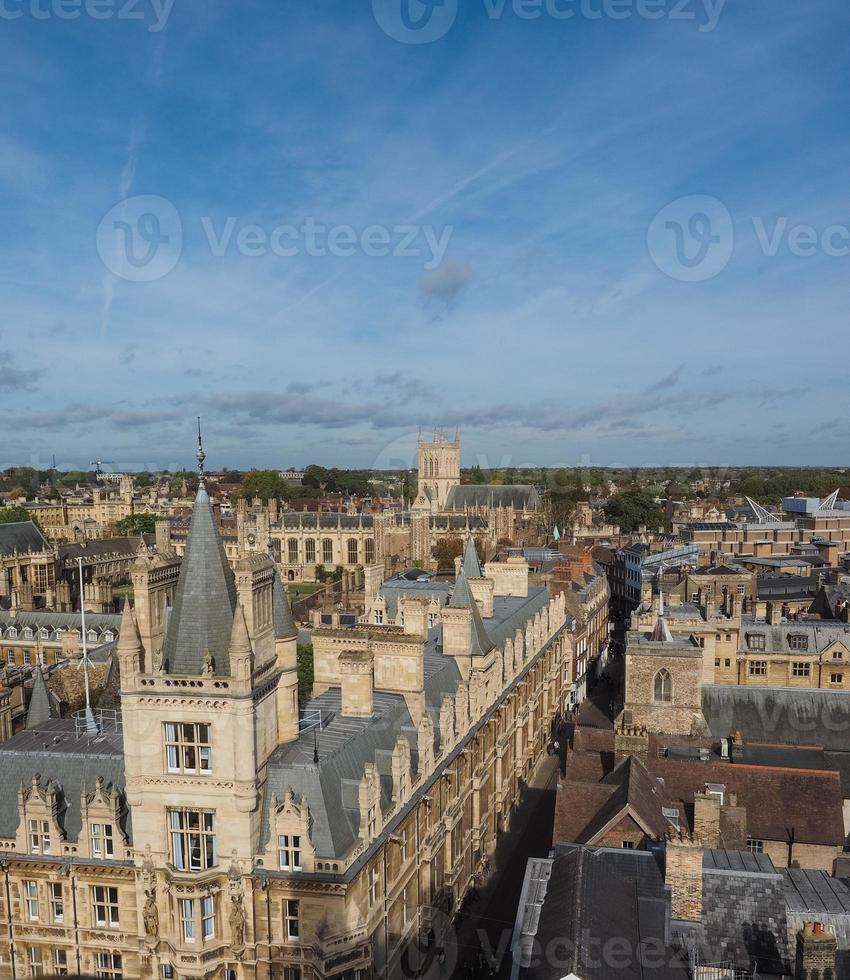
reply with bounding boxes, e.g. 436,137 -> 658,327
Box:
78,557 -> 98,734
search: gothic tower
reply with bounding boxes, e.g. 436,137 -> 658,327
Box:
413,429 -> 461,512
119,430 -> 300,975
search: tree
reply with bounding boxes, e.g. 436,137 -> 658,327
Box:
0,505 -> 38,527
297,643 -> 314,703
116,513 -> 157,536
604,490 -> 667,534
433,537 -> 464,570
237,470 -> 291,504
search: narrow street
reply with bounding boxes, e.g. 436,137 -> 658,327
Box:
449,753 -> 561,979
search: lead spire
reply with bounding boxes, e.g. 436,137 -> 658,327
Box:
196,416 -> 206,482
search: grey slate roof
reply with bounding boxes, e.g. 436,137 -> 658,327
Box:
702,684 -> 850,751
0,719 -> 127,844
0,610 -> 122,640
740,618 -> 850,655
516,843 -> 688,980
260,587 -> 550,859
696,849 -> 790,975
162,483 -> 237,676
0,521 -> 51,556
784,870 -> 850,980
26,668 -> 56,729
446,484 -> 541,512
461,533 -> 483,579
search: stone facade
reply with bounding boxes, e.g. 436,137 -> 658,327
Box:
0,457 -> 572,980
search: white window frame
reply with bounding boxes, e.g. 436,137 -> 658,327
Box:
285,899 -> 300,941
24,881 -> 39,921
92,885 -> 119,929
278,834 -> 302,871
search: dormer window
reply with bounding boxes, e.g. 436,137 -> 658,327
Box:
91,822 -> 114,859
788,634 -> 809,651
7,628 -> 16,639
103,631 -> 114,642
38,628 -> 49,639
22,628 -> 32,639
29,819 -> 50,855
87,629 -> 98,642
747,634 -> 765,651
278,834 -> 302,871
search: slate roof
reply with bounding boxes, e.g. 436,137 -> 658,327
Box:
0,718 -> 128,844
461,533 -> 483,579
445,484 -> 541,512
260,587 -> 551,859
739,620 -> 850,656
162,483 -> 237,676
0,521 -> 51,556
0,610 -> 122,639
703,684 -> 850,752
26,668 -> 56,728
515,843 -> 688,980
694,849 -> 790,975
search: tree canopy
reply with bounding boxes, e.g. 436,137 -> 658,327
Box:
115,513 -> 157,536
237,470 -> 291,503
0,505 -> 38,527
604,490 -> 667,534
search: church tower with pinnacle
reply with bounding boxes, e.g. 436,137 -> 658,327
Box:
413,428 -> 461,512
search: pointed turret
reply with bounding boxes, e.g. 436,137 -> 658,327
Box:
449,570 -> 494,657
229,602 -> 253,684
26,667 -> 55,730
162,483 -> 237,677
272,564 -> 297,641
461,532 -> 483,580
117,601 -> 143,678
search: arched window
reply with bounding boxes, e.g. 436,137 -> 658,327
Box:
653,669 -> 672,703
347,539 -> 358,565
288,539 -> 299,564
365,539 -> 375,564
305,539 -> 316,564
322,539 -> 334,564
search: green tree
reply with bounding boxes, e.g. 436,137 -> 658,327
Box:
116,513 -> 157,535
604,490 -> 667,534
297,643 -> 314,703
0,505 -> 39,527
237,470 -> 291,503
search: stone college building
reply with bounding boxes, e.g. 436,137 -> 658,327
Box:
0,443 -> 573,980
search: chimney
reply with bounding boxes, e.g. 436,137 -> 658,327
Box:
440,605 -> 472,658
730,730 -> 744,763
767,601 -> 782,625
614,724 -> 649,765
665,833 -> 704,922
796,924 -> 837,980
339,650 -> 374,718
693,788 -> 722,848
400,595 -> 428,637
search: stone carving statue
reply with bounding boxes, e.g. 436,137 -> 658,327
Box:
230,892 -> 246,947
202,649 -> 215,676
143,889 -> 159,938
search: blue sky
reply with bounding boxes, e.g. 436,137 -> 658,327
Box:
1,0 -> 849,473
